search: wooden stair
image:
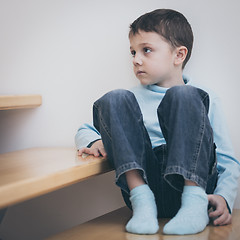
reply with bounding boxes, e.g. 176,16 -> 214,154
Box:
46,206 -> 240,240
0,95 -> 42,110
0,147 -> 112,209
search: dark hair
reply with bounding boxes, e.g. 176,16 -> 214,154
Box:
129,9 -> 193,69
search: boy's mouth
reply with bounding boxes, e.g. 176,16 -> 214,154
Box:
136,70 -> 146,75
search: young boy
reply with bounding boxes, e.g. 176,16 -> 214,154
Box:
76,9 -> 240,235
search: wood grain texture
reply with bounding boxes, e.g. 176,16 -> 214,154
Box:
47,207 -> 240,240
0,147 -> 112,209
0,95 -> 42,110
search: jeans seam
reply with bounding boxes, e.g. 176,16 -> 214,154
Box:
94,103 -> 112,140
195,110 -> 204,170
191,99 -> 206,175
138,117 -> 146,174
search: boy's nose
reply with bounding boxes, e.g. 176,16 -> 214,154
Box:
133,53 -> 143,66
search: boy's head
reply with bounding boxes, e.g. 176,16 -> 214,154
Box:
129,9 -> 193,69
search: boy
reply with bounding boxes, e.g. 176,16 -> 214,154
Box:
76,9 -> 240,235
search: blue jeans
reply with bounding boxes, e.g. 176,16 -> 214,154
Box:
93,85 -> 218,217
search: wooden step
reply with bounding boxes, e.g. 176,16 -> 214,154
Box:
0,147 -> 112,209
0,94 -> 42,110
46,207 -> 240,240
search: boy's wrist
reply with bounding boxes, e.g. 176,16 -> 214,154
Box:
87,139 -> 101,148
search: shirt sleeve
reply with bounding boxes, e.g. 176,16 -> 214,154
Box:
75,123 -> 101,150
209,95 -> 240,212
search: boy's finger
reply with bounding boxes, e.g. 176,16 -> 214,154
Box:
221,214 -> 232,226
78,147 -> 105,157
78,148 -> 92,156
100,148 -> 107,157
92,148 -> 100,157
209,209 -> 219,218
209,207 -> 224,218
78,148 -> 87,155
207,195 -> 217,206
213,211 -> 228,226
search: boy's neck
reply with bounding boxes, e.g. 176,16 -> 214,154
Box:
156,71 -> 185,88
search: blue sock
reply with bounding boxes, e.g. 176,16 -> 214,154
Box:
163,186 -> 209,235
125,184 -> 159,235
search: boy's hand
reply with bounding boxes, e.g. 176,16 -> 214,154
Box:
208,194 -> 232,226
78,140 -> 107,158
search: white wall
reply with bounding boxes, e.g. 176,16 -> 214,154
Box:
0,0 -> 239,239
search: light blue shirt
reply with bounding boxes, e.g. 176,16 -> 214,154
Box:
75,77 -> 240,212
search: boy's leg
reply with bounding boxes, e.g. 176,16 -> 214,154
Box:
157,85 -> 217,235
93,89 -> 159,234
125,169 -> 145,190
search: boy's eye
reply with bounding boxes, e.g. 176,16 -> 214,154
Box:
131,50 -> 136,57
144,48 -> 152,53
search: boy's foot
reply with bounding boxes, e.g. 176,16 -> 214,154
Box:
163,186 -> 209,235
125,184 -> 159,235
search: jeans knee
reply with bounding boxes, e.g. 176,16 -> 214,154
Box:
95,89 -> 135,109
166,85 -> 209,104
166,85 -> 195,98
160,85 -> 210,116
106,89 -> 133,98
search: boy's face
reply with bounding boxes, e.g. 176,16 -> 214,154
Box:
129,31 -> 180,87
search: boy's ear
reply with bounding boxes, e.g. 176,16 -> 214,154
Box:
174,46 -> 188,66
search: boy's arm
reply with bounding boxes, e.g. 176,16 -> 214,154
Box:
209,95 -> 240,213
